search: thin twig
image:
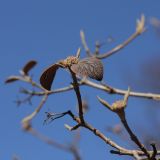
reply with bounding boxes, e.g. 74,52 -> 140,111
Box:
22,79 -> 160,101
29,127 -> 69,150
19,75 -> 47,91
119,111 -> 150,159
22,94 -> 48,129
96,15 -> 145,59
133,151 -> 143,160
66,110 -> 156,157
83,79 -> 160,100
69,145 -> 81,160
26,127 -> 81,160
80,30 -> 92,57
69,68 -> 85,123
96,30 -> 142,59
68,110 -> 160,158
150,143 -> 157,160
97,90 -> 152,159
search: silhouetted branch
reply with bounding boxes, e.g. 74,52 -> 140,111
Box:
69,68 -> 84,124
150,143 -> 157,160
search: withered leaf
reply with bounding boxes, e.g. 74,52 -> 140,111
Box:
5,76 -> 20,83
22,60 -> 37,75
71,57 -> 103,81
40,63 -> 60,90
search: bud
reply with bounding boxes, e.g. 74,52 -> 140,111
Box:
59,56 -> 79,67
112,100 -> 126,112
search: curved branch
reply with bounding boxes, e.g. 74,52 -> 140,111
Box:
68,68 -> 84,123
96,15 -> 146,59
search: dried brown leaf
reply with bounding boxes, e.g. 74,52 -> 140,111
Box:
5,76 -> 20,83
40,63 -> 60,90
22,60 -> 37,75
71,57 -> 103,81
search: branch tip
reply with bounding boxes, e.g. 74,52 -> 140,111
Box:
76,47 -> 81,58
97,96 -> 112,111
123,87 -> 131,105
136,14 -> 146,34
64,124 -> 73,131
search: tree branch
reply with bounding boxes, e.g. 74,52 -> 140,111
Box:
69,68 -> 85,123
96,15 -> 145,59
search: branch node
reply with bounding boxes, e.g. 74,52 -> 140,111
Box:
21,119 -> 32,131
97,96 -> 112,111
97,87 -> 130,117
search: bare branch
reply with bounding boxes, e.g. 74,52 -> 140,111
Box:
29,127 -> 69,151
76,47 -> 81,59
150,143 -> 157,160
120,113 -> 150,159
22,94 -> 48,130
83,79 -> 160,100
97,96 -> 113,111
21,79 -> 160,101
6,14 -> 160,160
96,14 -> 146,59
80,30 -> 92,57
26,126 -> 81,160
98,89 -> 151,158
66,110 -> 153,157
69,68 -> 85,123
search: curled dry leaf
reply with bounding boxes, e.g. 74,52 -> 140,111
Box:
22,60 -> 37,75
5,76 -> 20,83
71,57 -> 103,81
40,63 -> 60,90
40,56 -> 103,90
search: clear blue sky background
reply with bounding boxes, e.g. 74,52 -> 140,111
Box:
1,0 -> 160,160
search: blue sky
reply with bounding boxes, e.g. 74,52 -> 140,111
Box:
1,0 -> 160,160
